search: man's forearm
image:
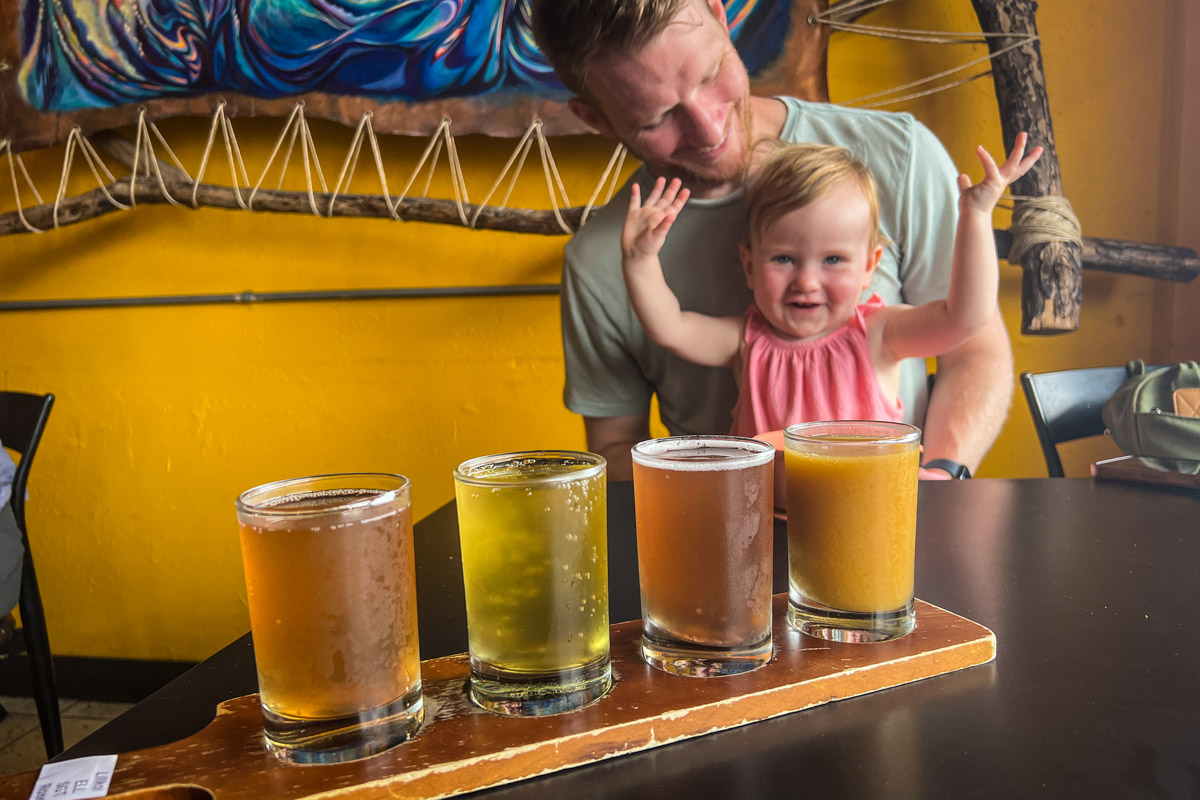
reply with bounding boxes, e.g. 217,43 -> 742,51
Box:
922,310 -> 1013,473
584,413 -> 651,481
592,442 -> 636,481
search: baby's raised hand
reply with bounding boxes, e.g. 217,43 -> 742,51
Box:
957,132 -> 1043,215
621,176 -> 690,261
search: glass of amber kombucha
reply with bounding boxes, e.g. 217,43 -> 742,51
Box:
236,473 -> 423,763
784,421 -> 921,643
631,436 -> 776,677
453,451 -> 611,716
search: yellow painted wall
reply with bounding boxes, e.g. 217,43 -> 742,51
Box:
0,0 -> 1194,661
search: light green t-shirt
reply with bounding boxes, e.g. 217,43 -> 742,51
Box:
560,97 -> 959,436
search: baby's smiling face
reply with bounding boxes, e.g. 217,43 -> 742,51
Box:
740,179 -> 883,342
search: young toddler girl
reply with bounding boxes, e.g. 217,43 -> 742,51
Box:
620,134 -> 1041,437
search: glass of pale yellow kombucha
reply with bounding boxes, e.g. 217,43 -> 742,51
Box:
453,451 -> 610,716
784,421 -> 921,643
235,473 -> 423,763
631,436 -> 776,676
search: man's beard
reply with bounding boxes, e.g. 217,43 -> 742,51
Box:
644,94 -> 755,194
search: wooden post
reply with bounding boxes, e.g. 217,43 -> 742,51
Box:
971,0 -> 1081,334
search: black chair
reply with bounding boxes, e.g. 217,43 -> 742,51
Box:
0,391 -> 61,757
1019,366 -> 1156,478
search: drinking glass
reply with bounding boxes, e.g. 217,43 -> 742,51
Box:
236,473 -> 423,763
453,451 -> 610,715
784,421 -> 921,642
631,436 -> 776,676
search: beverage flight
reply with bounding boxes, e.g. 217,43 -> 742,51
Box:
235,422 -> 922,763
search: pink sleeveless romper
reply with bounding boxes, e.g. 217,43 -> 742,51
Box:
729,294 -> 904,437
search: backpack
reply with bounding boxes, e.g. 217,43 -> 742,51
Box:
1101,360 -> 1200,460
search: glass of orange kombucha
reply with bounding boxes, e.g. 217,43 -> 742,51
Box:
631,436 -> 776,677
784,421 -> 921,643
236,473 -> 423,763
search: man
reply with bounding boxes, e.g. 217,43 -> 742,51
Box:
530,0 -> 1012,480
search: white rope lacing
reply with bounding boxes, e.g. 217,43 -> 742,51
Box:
327,110 -> 400,219
249,101 -> 328,216
811,2 -> 1040,109
130,107 -> 193,207
192,100 -> 252,209
845,35 -> 1038,109
470,118 -> 540,228
1,139 -> 46,233
532,118 -> 575,234
821,0 -> 898,23
469,117 -> 574,233
817,0 -> 993,43
53,127 -> 130,228
581,143 -> 628,227
392,116 -> 471,225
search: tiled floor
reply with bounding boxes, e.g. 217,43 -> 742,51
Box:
0,696 -> 133,777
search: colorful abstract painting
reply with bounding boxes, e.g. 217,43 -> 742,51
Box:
16,0 -> 788,111
1,0 -> 828,150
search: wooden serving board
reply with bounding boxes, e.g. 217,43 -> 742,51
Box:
1,597 -> 994,800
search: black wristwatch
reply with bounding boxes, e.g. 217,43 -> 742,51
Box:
923,459 -> 972,479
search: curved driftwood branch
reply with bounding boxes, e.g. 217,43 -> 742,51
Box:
0,176 -> 586,236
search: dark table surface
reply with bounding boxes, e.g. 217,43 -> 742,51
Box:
63,478 -> 1200,799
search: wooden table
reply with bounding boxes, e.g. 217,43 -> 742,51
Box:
50,480 -> 1200,798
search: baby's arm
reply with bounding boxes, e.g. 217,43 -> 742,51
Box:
621,177 -> 742,368
878,134 -> 1042,361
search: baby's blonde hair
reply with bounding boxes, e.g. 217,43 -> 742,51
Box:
745,141 -> 887,249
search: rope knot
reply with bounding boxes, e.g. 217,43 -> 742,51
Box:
1007,195 -> 1082,265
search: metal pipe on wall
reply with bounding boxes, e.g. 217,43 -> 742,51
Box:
0,284 -> 560,312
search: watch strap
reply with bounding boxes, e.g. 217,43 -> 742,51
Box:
923,458 -> 972,479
